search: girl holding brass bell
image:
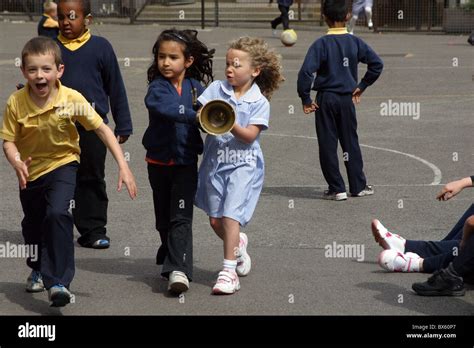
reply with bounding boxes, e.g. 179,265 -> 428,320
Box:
195,37 -> 284,295
142,29 -> 214,295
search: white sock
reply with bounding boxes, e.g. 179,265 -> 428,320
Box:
223,259 -> 237,272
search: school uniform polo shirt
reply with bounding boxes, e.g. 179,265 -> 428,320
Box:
0,81 -> 103,181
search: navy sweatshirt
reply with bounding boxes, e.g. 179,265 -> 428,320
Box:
297,31 -> 383,105
37,15 -> 59,39
142,76 -> 204,165
57,36 -> 133,136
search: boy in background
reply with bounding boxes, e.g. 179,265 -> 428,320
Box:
297,0 -> 383,201
56,0 -> 133,248
38,1 -> 59,39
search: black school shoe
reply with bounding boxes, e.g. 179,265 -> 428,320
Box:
412,268 -> 466,296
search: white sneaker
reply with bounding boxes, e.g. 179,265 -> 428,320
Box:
378,250 -> 421,272
323,190 -> 348,201
26,270 -> 45,293
236,233 -> 251,276
371,219 -> 406,253
212,269 -> 240,295
48,284 -> 72,307
168,271 -> 189,294
352,185 -> 374,197
368,20 -> 374,29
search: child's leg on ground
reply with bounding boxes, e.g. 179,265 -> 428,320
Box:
315,92 -> 346,193
147,163 -> 171,265
460,216 -> 474,250
222,217 -> 240,261
212,216 -> 241,294
421,250 -> 459,273
371,219 -> 405,252
442,204 -> 474,241
405,240 -> 459,260
20,182 -> 47,272
40,163 -> 78,289
73,127 -> 108,246
335,94 -> 366,194
161,164 -> 197,280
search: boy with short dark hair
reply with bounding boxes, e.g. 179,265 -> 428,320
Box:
38,1 -> 60,39
56,0 -> 133,248
297,0 -> 383,201
1,36 -> 137,307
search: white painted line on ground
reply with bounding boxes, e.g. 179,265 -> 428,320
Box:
265,132 -> 442,185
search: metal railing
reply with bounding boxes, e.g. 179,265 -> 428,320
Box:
1,0 -> 473,32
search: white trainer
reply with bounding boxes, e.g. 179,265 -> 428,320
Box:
212,269 -> 240,295
378,250 -> 421,272
168,271 -> 189,294
323,190 -> 348,201
26,270 -> 45,293
371,219 -> 406,253
236,233 -> 251,277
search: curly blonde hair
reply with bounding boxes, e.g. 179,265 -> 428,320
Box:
228,37 -> 284,100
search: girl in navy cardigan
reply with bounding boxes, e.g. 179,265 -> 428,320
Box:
142,29 -> 214,295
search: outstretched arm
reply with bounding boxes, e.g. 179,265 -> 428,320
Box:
3,140 -> 31,190
436,177 -> 473,201
94,123 -> 137,199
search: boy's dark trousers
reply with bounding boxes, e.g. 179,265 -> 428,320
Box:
406,204 -> 474,273
20,162 -> 78,289
148,163 -> 197,280
315,91 -> 367,195
73,126 -> 109,247
271,5 -> 290,30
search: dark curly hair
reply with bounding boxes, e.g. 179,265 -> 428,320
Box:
147,28 -> 214,86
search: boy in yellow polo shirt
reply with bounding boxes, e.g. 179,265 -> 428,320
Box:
0,36 -> 137,307
38,1 -> 60,39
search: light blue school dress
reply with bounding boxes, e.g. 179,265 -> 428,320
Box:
195,80 -> 270,226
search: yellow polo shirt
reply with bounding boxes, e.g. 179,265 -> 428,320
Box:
0,81 -> 103,181
58,29 -> 91,51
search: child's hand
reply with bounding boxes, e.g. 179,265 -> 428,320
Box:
303,102 -> 318,114
436,178 -> 468,201
116,135 -> 129,144
352,88 -> 363,104
117,166 -> 137,199
14,156 -> 32,190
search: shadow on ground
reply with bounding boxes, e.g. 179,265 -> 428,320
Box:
357,281 -> 474,315
76,257 -> 217,298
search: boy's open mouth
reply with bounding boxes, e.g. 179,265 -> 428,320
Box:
36,82 -> 48,92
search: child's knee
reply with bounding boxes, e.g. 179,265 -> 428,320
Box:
210,217 -> 222,230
